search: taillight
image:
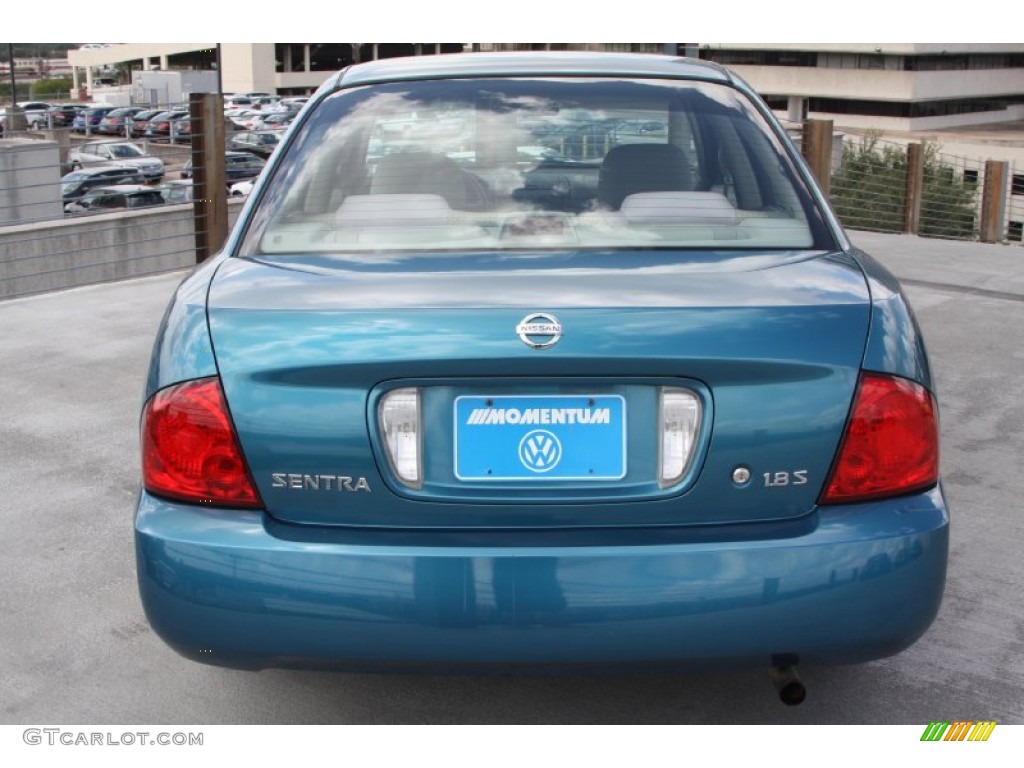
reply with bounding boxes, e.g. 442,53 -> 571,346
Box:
820,372 -> 938,504
142,377 -> 262,508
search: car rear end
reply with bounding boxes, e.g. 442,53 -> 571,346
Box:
133,157 -> 165,183
144,111 -> 186,141
136,54 -> 947,675
48,105 -> 78,127
84,107 -> 112,130
131,110 -> 161,137
98,107 -> 136,135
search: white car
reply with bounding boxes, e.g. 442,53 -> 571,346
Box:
228,110 -> 266,131
69,141 -> 165,182
0,101 -> 53,130
229,180 -> 255,197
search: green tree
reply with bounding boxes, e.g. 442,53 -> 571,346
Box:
31,77 -> 73,100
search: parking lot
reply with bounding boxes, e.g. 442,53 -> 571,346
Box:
0,229 -> 1022,724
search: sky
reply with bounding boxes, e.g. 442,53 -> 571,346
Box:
5,1 -> 1018,46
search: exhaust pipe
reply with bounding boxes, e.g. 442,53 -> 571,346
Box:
769,665 -> 806,706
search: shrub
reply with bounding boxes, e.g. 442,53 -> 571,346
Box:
830,132 -> 977,239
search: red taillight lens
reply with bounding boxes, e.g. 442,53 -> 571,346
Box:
820,372 -> 938,504
142,377 -> 262,508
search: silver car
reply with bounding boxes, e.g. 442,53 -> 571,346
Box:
68,141 -> 165,182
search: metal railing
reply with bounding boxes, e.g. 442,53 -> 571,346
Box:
828,132 -> 983,241
1007,162 -> 1024,243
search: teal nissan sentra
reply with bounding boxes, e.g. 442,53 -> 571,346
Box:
136,52 -> 946,702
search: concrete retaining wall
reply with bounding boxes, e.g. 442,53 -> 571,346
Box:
0,200 -> 244,300
0,139 -> 64,225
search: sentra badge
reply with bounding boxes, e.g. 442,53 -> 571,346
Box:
271,473 -> 371,492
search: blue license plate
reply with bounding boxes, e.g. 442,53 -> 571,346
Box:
454,395 -> 626,481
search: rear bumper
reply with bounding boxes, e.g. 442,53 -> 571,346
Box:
135,488 -> 948,671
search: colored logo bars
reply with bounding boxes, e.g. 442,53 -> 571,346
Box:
920,721 -> 997,742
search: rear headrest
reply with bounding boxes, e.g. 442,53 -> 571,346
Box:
620,192 -> 737,225
597,144 -> 694,210
335,194 -> 451,226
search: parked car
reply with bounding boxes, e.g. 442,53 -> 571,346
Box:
18,101 -> 52,129
64,184 -> 166,215
170,115 -> 192,142
129,109 -> 163,137
251,112 -> 296,131
61,166 -> 147,201
68,141 -> 165,182
224,95 -> 254,109
228,179 -> 254,197
143,110 -> 189,141
46,104 -> 88,128
158,179 -> 194,205
0,101 -> 53,131
174,114 -> 242,143
97,107 -> 145,136
180,151 -> 266,183
136,53 -> 947,698
228,110 -> 266,131
251,96 -> 281,108
227,130 -> 283,159
72,106 -> 115,133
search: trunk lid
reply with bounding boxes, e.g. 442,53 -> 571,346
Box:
207,249 -> 870,529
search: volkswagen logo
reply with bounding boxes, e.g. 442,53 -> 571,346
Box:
518,430 -> 563,473
516,313 -> 562,349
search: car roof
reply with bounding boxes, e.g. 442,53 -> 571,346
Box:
88,185 -> 158,194
72,166 -> 142,177
334,52 -> 733,90
81,140 -> 138,147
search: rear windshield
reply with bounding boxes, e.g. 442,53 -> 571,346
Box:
239,77 -> 832,256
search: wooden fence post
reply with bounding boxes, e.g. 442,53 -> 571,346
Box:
191,93 -> 228,263
801,119 -> 833,197
903,143 -> 925,235
980,160 -> 1008,243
